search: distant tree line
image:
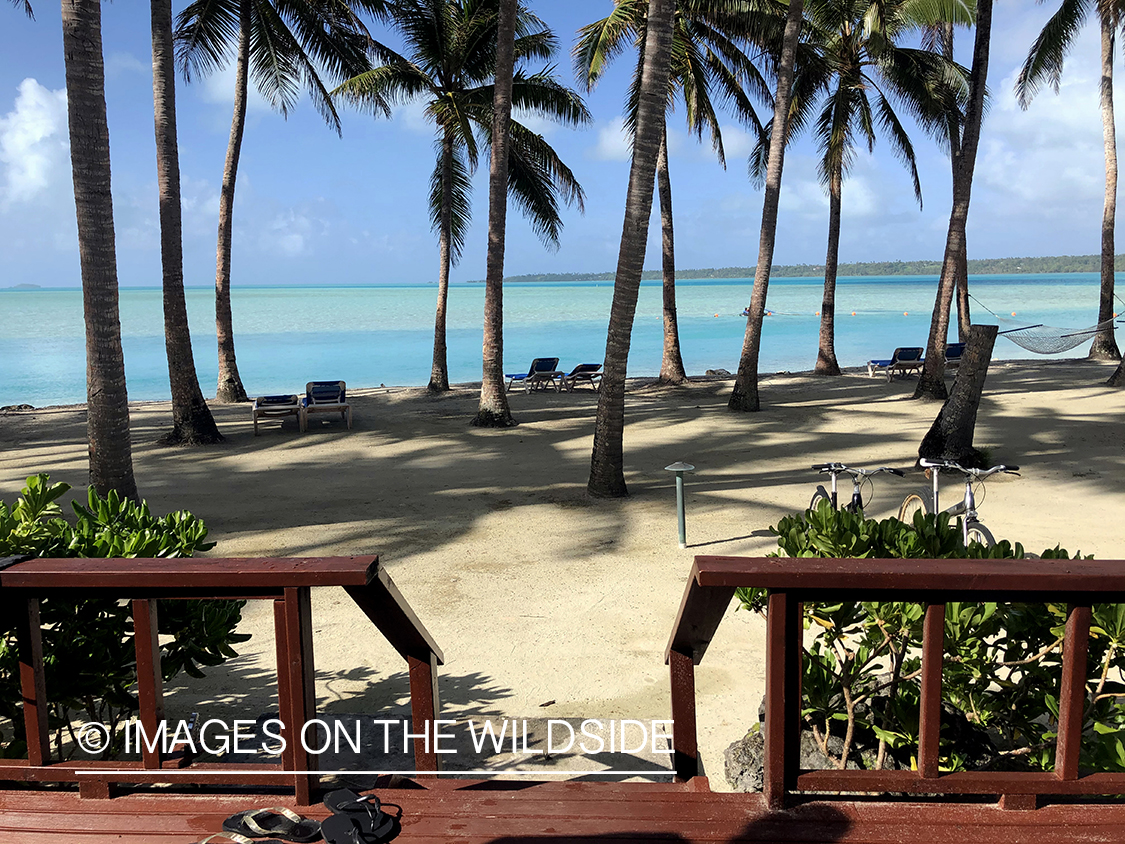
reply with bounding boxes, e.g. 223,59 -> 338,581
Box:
473,254 -> 1125,283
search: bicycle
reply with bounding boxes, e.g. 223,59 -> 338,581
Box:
810,463 -> 904,513
897,458 -> 1020,547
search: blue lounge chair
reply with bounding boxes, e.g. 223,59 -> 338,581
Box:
300,381 -> 351,432
945,342 -> 965,371
867,347 -> 924,381
251,394 -> 300,436
505,358 -> 562,393
562,363 -> 602,392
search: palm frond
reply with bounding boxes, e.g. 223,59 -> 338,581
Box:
1016,0 -> 1091,108
505,122 -> 586,248
429,137 -> 473,264
175,0 -> 241,81
332,63 -> 432,116
873,90 -> 922,207
573,0 -> 644,91
9,0 -> 33,19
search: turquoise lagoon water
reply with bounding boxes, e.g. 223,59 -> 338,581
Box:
0,273 -> 1117,407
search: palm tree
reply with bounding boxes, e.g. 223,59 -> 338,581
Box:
151,0 -> 224,445
575,0 -> 775,385
334,0 -> 590,393
61,0 -> 139,499
756,0 -> 969,376
1017,1 -> 1123,362
9,0 -> 32,17
473,0 -> 518,427
587,0 -> 675,498
914,0 -> 992,400
175,0 -> 381,402
728,0 -> 805,412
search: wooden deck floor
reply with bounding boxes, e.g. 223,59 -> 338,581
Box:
1,779 -> 1124,843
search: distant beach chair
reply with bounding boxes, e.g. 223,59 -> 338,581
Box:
562,363 -> 602,392
867,347 -> 924,381
251,394 -> 301,436
945,342 -> 965,372
300,381 -> 351,432
505,358 -> 562,393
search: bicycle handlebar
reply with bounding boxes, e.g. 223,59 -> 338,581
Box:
812,464 -> 905,478
919,458 -> 1020,478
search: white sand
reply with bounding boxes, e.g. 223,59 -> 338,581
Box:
1,359 -> 1122,787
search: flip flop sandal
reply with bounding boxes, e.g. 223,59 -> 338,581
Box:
197,835 -> 288,844
322,790 -> 395,842
320,813 -> 395,844
222,807 -> 322,843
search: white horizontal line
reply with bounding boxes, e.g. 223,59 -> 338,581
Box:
75,769 -> 672,777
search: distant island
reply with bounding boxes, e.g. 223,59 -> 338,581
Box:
4,283 -> 42,290
470,254 -> 1125,284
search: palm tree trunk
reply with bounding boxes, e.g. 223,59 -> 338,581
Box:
473,0 -> 516,426
61,0 -> 138,499
729,0 -> 804,411
151,0 -> 222,445
1091,13 -> 1121,360
587,0 -> 675,498
214,0 -> 250,403
943,21 -> 972,345
816,164 -> 842,376
915,0 -> 992,400
429,129 -> 453,392
657,127 -> 687,385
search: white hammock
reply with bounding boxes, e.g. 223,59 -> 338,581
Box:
995,316 -> 1118,355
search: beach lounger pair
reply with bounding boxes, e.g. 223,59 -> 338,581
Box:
505,359 -> 602,393
252,381 -> 351,435
866,344 -> 964,381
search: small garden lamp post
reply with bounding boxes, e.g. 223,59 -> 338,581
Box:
664,462 -> 695,548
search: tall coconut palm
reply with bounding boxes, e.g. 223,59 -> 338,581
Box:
576,0 -> 777,386
755,0 -> 969,376
175,0 -> 382,402
151,0 -> 224,445
62,0 -> 139,499
728,0 -> 804,412
473,0 -> 518,427
334,0 -> 590,393
588,0 -> 675,497
1017,0 -> 1123,362
914,0 -> 992,400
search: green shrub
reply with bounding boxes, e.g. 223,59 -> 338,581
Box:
0,474 -> 249,758
736,501 -> 1125,774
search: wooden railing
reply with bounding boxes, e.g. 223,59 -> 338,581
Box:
0,555 -> 443,804
666,555 -> 1125,810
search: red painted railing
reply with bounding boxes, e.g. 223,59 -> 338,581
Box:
0,555 -> 443,804
666,555 -> 1125,810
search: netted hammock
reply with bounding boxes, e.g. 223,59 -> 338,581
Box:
994,315 -> 1118,354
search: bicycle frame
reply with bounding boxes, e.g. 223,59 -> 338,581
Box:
825,472 -> 862,510
928,467 -> 982,544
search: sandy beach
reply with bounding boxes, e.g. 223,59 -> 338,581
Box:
1,359 -> 1122,788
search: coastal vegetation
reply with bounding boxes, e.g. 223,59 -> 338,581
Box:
333,0 -> 590,393
1019,0 -> 1123,362
575,0 -> 776,386
0,475 -> 245,758
174,0 -> 380,403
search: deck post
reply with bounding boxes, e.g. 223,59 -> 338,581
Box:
764,591 -> 801,810
132,599 -> 164,769
918,602 -> 945,778
1056,603 -> 1092,781
668,647 -> 698,780
281,587 -> 318,804
15,597 -> 50,767
408,652 -> 441,775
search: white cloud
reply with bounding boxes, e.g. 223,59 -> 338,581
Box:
0,78 -> 68,206
258,210 -> 316,257
105,53 -> 150,79
718,124 -> 755,160
395,99 -> 432,135
590,116 -> 630,161
198,64 -> 272,114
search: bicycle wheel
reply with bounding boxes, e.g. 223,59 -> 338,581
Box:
966,522 -> 995,548
810,487 -> 832,512
898,492 -> 929,524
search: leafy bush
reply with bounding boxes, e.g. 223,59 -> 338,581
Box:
0,474 -> 249,758
736,501 -> 1125,774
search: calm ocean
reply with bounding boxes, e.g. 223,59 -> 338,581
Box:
0,273 -> 1117,407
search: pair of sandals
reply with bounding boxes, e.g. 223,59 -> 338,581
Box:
199,790 -> 396,844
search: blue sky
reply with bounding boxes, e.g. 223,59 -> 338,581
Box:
0,2 -> 1116,288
